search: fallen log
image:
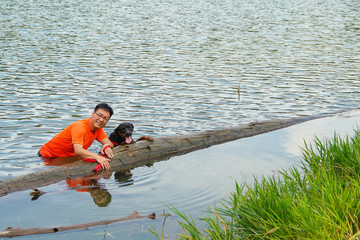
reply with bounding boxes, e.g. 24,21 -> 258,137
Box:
0,211 -> 158,238
0,114 -> 331,197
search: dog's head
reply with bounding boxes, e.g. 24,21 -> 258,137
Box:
116,122 -> 134,138
109,122 -> 134,145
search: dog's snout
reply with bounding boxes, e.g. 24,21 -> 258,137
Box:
124,131 -> 132,137
123,128 -> 133,136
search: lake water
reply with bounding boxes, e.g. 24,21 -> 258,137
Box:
0,0 -> 359,239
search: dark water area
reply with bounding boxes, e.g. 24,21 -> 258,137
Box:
0,0 -> 359,239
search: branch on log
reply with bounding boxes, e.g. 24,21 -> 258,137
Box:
29,188 -> 46,201
0,211 -> 163,238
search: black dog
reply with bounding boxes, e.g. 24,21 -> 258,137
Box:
109,122 -> 154,147
109,122 -> 135,146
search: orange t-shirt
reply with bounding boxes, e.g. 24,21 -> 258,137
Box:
39,118 -> 107,158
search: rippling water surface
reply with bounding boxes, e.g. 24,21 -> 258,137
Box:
0,0 -> 359,238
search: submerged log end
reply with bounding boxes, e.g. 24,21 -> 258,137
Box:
0,187 -> 8,197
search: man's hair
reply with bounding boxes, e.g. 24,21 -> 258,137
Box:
94,103 -> 114,118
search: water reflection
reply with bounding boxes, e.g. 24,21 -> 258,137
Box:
42,156 -> 81,166
42,157 -> 135,207
66,172 -> 113,208
114,171 -> 134,188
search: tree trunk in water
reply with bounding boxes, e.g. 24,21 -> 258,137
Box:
0,114 -> 329,197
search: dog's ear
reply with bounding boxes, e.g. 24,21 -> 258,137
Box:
109,130 -> 119,141
115,123 -> 126,132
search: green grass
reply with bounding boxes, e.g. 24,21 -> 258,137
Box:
154,130 -> 360,239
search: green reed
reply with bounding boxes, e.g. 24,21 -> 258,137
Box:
159,130 -> 360,239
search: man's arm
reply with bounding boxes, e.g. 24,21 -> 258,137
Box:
73,143 -> 111,170
100,138 -> 114,158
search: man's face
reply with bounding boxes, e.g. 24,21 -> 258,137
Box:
91,108 -> 110,130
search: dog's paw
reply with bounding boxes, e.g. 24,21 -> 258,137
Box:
137,136 -> 155,142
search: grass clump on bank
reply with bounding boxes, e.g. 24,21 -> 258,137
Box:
165,130 -> 360,239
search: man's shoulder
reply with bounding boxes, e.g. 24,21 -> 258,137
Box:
69,118 -> 91,131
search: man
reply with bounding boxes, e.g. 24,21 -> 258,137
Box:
38,103 -> 115,169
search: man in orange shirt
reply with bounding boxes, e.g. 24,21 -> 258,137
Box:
39,103 -> 115,169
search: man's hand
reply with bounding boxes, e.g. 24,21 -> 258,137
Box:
95,155 -> 111,170
101,144 -> 114,158
74,143 -> 112,170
